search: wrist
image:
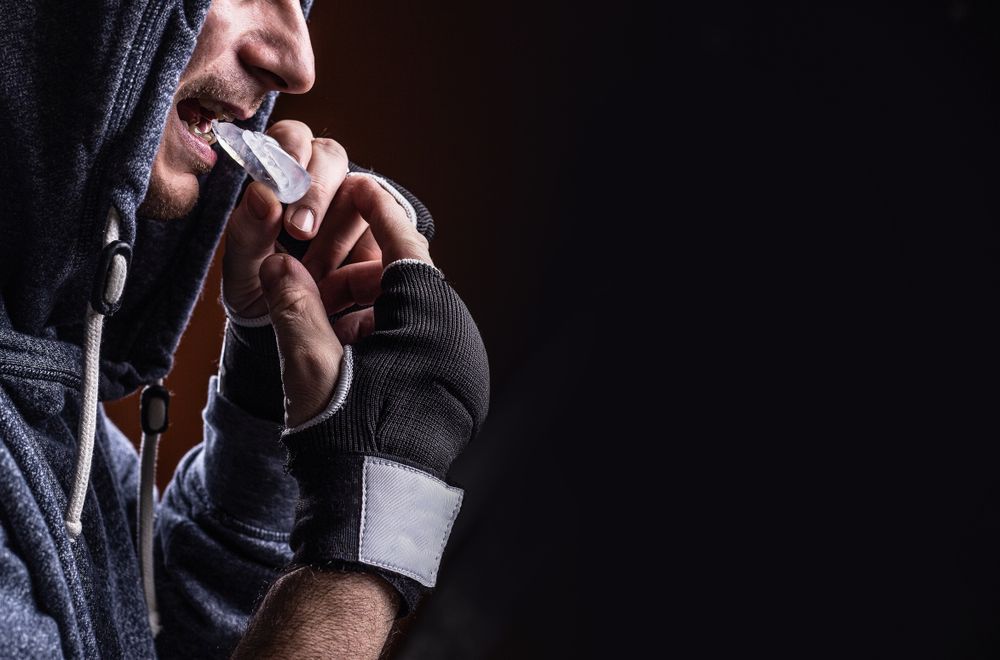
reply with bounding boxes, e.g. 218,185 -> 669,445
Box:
272,259 -> 484,617
279,446 -> 463,616
233,566 -> 397,659
218,282 -> 284,423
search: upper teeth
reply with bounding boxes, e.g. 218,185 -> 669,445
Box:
198,97 -> 235,122
188,122 -> 217,144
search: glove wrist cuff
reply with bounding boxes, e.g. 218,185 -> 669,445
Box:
220,282 -> 272,328
281,451 -> 464,616
218,317 -> 284,424
383,258 -> 442,279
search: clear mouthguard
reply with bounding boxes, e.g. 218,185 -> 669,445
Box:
211,119 -> 312,204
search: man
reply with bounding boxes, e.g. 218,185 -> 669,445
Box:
0,0 -> 488,657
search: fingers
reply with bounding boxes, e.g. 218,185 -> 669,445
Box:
285,138 -> 349,239
266,120 -> 314,167
300,187 -> 369,281
259,253 -> 344,428
339,176 -> 433,267
266,121 -> 350,242
222,182 -> 284,318
316,260 -> 383,315
344,228 -> 382,265
332,308 -> 375,346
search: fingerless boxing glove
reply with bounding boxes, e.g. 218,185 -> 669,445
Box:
280,259 -> 490,615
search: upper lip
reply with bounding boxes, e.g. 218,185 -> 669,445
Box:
192,95 -> 258,122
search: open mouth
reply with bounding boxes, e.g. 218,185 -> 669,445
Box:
176,98 -> 236,145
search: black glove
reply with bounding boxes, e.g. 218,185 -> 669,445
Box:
218,165 -> 435,424
279,259 -> 490,615
218,313 -> 284,424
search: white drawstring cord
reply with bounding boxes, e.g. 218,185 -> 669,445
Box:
59,206 -> 164,635
138,380 -> 168,636
65,208 -> 126,538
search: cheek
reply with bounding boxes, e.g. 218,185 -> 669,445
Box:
152,134 -> 203,188
142,154 -> 200,220
189,0 -> 237,66
150,117 -> 182,176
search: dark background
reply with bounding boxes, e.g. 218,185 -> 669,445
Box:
106,1 -> 640,657
103,0 -> 1000,654
672,1 -> 1000,657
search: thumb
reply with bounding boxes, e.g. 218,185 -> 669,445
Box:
222,182 -> 284,319
260,253 -> 344,428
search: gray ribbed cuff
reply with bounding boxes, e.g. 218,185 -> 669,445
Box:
218,308 -> 285,425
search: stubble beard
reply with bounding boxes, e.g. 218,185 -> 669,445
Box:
138,172 -> 202,220
139,74 -> 264,220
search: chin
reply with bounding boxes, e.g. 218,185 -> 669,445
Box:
138,169 -> 201,220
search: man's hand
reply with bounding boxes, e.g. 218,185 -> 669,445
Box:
221,119 -> 350,321
258,172 -> 433,427
221,119 -> 429,427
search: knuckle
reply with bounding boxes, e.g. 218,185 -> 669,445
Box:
348,174 -> 379,201
307,177 -> 333,202
312,137 -> 348,162
300,351 -> 334,379
412,232 -> 430,250
305,170 -> 346,204
275,290 -> 311,322
266,121 -> 313,164
401,235 -> 429,260
267,119 -> 312,139
284,344 -> 336,383
224,225 -> 253,254
225,224 -> 268,259
360,175 -> 383,200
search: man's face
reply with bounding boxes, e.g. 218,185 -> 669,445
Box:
139,0 -> 315,220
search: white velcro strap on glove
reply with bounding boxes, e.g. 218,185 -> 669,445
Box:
358,457 -> 464,587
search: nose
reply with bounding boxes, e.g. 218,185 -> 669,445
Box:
238,2 -> 315,94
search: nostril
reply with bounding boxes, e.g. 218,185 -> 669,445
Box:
250,65 -> 289,91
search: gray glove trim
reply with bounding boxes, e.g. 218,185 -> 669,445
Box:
220,279 -> 272,327
344,171 -> 418,228
282,346 -> 355,434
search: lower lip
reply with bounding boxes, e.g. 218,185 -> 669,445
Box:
174,111 -> 217,168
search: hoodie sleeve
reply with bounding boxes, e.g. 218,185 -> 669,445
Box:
0,522 -> 63,658
151,375 -> 298,658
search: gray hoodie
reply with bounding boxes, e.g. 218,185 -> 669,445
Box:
0,0 -> 432,656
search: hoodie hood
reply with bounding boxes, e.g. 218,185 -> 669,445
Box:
0,0 -> 312,409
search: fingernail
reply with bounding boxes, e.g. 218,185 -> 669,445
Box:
247,185 -> 270,220
290,207 -> 314,233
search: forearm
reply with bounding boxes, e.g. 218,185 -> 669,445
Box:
153,376 -> 298,657
232,567 -> 398,659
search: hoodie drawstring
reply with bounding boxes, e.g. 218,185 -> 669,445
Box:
65,208 -> 128,538
62,206 -> 166,636
138,380 -> 169,636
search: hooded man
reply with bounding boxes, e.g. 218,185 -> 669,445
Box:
0,0 -> 489,657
